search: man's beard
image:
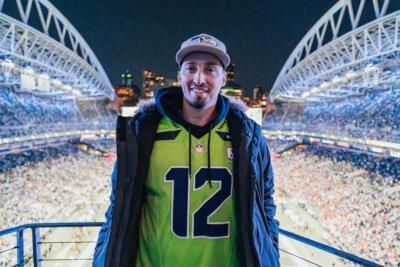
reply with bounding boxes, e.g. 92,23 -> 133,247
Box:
190,96 -> 206,109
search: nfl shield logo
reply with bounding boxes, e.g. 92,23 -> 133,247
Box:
195,143 -> 204,153
227,148 -> 234,161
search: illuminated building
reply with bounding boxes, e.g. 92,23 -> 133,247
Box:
121,70 -> 133,87
143,69 -> 178,98
221,85 -> 243,99
112,70 -> 141,111
226,63 -> 235,82
247,84 -> 271,108
221,63 -> 244,100
253,84 -> 264,100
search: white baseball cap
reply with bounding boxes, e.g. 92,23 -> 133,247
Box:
176,33 -> 231,68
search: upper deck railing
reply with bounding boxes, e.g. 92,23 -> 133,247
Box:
0,222 -> 383,267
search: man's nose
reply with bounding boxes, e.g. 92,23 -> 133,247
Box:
194,71 -> 206,84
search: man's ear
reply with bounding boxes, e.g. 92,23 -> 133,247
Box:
222,71 -> 227,86
177,71 -> 181,83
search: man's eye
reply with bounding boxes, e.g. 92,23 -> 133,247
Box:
186,66 -> 196,71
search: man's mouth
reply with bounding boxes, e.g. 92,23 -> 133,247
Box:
191,87 -> 208,93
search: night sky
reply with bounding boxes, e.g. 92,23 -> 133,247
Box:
50,0 -> 337,96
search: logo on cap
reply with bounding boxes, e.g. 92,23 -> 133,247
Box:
191,35 -> 218,47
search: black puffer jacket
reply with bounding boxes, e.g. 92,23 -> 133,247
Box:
93,87 -> 280,267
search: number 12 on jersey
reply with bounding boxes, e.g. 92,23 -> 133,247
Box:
165,167 -> 233,239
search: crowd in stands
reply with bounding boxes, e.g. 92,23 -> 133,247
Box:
0,144 -> 78,173
0,88 -> 80,125
265,90 -> 400,142
0,139 -> 115,173
308,145 -> 400,180
269,141 -> 399,266
0,151 -> 113,229
0,87 -> 115,138
0,143 -> 114,265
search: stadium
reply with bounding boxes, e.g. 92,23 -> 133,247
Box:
0,0 -> 399,266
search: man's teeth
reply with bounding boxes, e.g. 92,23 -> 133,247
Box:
192,88 -> 207,93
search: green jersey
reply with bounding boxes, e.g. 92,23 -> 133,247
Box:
136,116 -> 239,267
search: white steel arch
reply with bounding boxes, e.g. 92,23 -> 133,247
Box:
0,0 -> 114,99
270,0 -> 400,102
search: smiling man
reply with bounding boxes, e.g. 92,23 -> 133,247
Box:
93,33 -> 280,267
179,51 -> 226,125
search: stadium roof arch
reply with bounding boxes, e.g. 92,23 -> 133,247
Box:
270,0 -> 400,102
0,0 -> 114,99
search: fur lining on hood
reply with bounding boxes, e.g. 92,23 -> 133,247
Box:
136,98 -> 156,113
225,95 -> 248,112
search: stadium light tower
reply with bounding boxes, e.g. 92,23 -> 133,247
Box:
0,0 -> 114,99
270,0 -> 400,102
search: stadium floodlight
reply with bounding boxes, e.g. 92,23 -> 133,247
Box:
62,85 -> 72,91
345,71 -> 359,79
311,87 -> 320,93
331,76 -> 347,85
331,76 -> 340,85
73,89 -> 82,96
0,59 -> 15,69
364,64 -> 379,73
51,79 -> 62,87
38,73 -> 49,80
320,82 -> 330,89
23,67 -> 35,75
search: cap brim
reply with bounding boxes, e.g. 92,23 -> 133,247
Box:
176,45 -> 230,67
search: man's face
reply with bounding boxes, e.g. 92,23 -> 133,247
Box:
178,52 -> 226,110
